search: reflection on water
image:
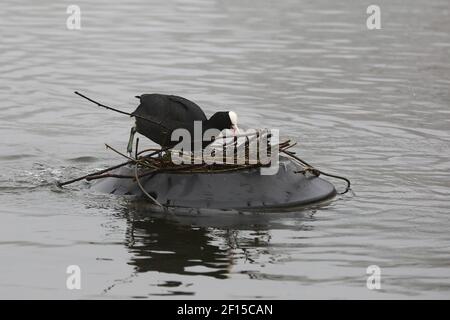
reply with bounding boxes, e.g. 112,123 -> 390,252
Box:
125,214 -> 231,280
98,201 -> 311,297
120,201 -> 293,283
0,0 -> 449,298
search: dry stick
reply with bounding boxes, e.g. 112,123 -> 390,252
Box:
87,166 -> 160,182
172,137 -> 282,165
138,153 -> 260,174
85,139 -> 273,180
62,139 -> 349,195
281,141 -> 297,151
138,161 -> 200,175
57,148 -> 165,187
137,148 -> 162,155
138,146 -> 172,156
282,149 -> 351,194
74,91 -> 170,133
184,164 -> 260,174
107,143 -> 163,191
140,160 -> 159,169
105,144 -> 136,162
59,136 -> 292,188
84,146 -> 163,181
282,149 -> 314,168
57,160 -> 132,187
134,163 -> 163,208
86,173 -> 135,181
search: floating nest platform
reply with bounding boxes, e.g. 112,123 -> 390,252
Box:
59,132 -> 350,210
91,155 -> 337,210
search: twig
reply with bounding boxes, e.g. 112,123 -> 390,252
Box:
86,173 -> 135,181
58,138 -> 351,196
134,163 -> 163,208
57,146 -> 165,187
105,144 -> 137,162
57,160 -> 132,187
74,91 -> 169,133
282,149 -> 351,194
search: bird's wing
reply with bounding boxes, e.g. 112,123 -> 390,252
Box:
167,95 -> 195,110
167,95 -> 207,120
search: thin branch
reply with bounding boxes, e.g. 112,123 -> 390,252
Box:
74,91 -> 169,132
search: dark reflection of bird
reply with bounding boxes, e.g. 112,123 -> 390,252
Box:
123,209 -> 231,279
114,203 -> 294,283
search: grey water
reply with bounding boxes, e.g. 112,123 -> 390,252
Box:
0,0 -> 449,299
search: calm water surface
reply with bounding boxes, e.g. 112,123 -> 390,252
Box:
0,0 -> 449,299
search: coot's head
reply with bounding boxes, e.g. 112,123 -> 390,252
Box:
207,111 -> 239,134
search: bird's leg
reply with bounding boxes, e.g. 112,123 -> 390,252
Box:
127,126 -> 137,157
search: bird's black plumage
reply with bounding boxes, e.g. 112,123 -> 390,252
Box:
132,94 -> 234,149
132,94 -> 207,147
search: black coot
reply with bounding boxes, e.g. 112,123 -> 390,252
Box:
131,94 -> 238,150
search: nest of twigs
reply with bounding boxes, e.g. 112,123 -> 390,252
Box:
58,130 -> 350,208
